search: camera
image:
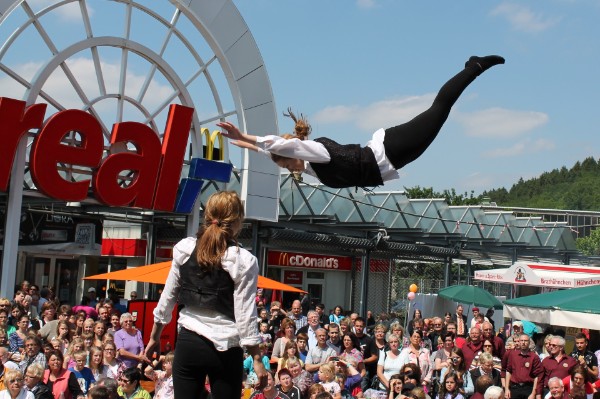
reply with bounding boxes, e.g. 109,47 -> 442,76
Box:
331,356 -> 339,362
450,357 -> 459,364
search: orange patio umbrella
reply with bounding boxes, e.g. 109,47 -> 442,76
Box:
84,261 -> 306,293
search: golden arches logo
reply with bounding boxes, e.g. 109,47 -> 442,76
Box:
278,252 -> 289,265
201,128 -> 224,161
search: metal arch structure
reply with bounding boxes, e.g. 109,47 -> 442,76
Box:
0,0 -> 280,298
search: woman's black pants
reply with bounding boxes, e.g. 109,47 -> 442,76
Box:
173,328 -> 244,399
384,65 -> 480,169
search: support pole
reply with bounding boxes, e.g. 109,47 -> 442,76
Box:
359,251 -> 370,318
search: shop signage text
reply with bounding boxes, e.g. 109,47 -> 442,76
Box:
0,97 -> 233,213
268,250 -> 352,271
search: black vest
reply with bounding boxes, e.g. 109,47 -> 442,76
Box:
309,137 -> 383,188
178,252 -> 235,320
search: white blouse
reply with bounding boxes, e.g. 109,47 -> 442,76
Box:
153,237 -> 262,351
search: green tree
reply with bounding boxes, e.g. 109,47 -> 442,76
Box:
576,228 -> 600,255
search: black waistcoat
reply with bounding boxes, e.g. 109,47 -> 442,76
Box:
309,137 -> 383,188
178,252 -> 235,320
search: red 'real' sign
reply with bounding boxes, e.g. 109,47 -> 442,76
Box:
0,97 -> 193,211
268,250 -> 352,271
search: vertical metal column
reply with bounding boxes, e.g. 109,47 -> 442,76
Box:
444,257 -> 451,287
359,251 -> 370,318
0,138 -> 27,300
466,259 -> 472,285
144,219 -> 156,299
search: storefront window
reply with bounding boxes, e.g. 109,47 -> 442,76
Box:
95,258 -> 127,299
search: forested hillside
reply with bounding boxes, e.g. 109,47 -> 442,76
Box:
406,157 -> 600,210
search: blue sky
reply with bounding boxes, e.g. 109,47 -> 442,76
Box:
0,1 -> 598,197
234,0 -> 600,195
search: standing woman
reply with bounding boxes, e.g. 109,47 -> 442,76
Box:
373,323 -> 390,355
377,334 -> 404,391
145,191 -> 268,399
398,330 -> 433,389
270,318 -> 296,363
339,333 -> 366,379
114,313 -> 147,370
219,56 -> 504,189
8,315 -> 29,357
42,350 -> 83,399
102,341 -> 124,380
439,348 -> 473,397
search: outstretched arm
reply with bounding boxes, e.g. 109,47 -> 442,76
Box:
218,120 -> 330,163
217,121 -> 258,144
229,139 -> 261,153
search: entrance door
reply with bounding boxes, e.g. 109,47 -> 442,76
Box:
23,256 -> 79,304
306,271 -> 325,308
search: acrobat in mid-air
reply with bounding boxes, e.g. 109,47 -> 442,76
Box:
219,55 -> 505,189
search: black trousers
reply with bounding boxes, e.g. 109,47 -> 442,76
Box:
173,328 -> 244,399
383,64 -> 480,169
509,383 -> 534,399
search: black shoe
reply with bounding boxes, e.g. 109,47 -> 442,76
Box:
465,55 -> 505,73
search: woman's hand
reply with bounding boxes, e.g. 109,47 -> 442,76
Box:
217,121 -> 244,141
217,121 -> 258,145
253,358 -> 268,390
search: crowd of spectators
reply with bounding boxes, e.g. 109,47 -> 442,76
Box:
246,296 -> 600,399
0,281 -> 173,399
5,280 -> 599,399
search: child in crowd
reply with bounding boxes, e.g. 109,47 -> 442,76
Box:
64,337 -> 84,369
438,371 -> 464,399
259,322 -> 272,347
144,351 -> 174,399
69,350 -> 96,395
318,364 -> 341,399
296,333 -> 309,363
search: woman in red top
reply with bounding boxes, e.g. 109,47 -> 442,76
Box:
42,350 -> 83,399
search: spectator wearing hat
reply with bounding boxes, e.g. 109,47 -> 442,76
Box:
506,322 -> 535,352
87,287 -> 98,308
470,308 -> 488,330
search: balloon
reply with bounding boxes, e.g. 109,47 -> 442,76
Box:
409,284 -> 418,293
407,292 -> 416,301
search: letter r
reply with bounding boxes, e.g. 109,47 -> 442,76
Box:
0,98 -> 46,191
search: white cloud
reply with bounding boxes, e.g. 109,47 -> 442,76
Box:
455,107 -> 549,138
313,94 -> 435,132
460,172 -> 495,191
490,3 -> 560,33
356,0 -> 377,9
0,57 -> 174,119
27,0 -> 94,22
482,138 -> 555,158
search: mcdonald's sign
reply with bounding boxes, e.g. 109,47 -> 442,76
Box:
202,128 -> 224,161
173,129 -> 233,213
268,250 -> 352,271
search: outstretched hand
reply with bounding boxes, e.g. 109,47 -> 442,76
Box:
217,121 -> 244,141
